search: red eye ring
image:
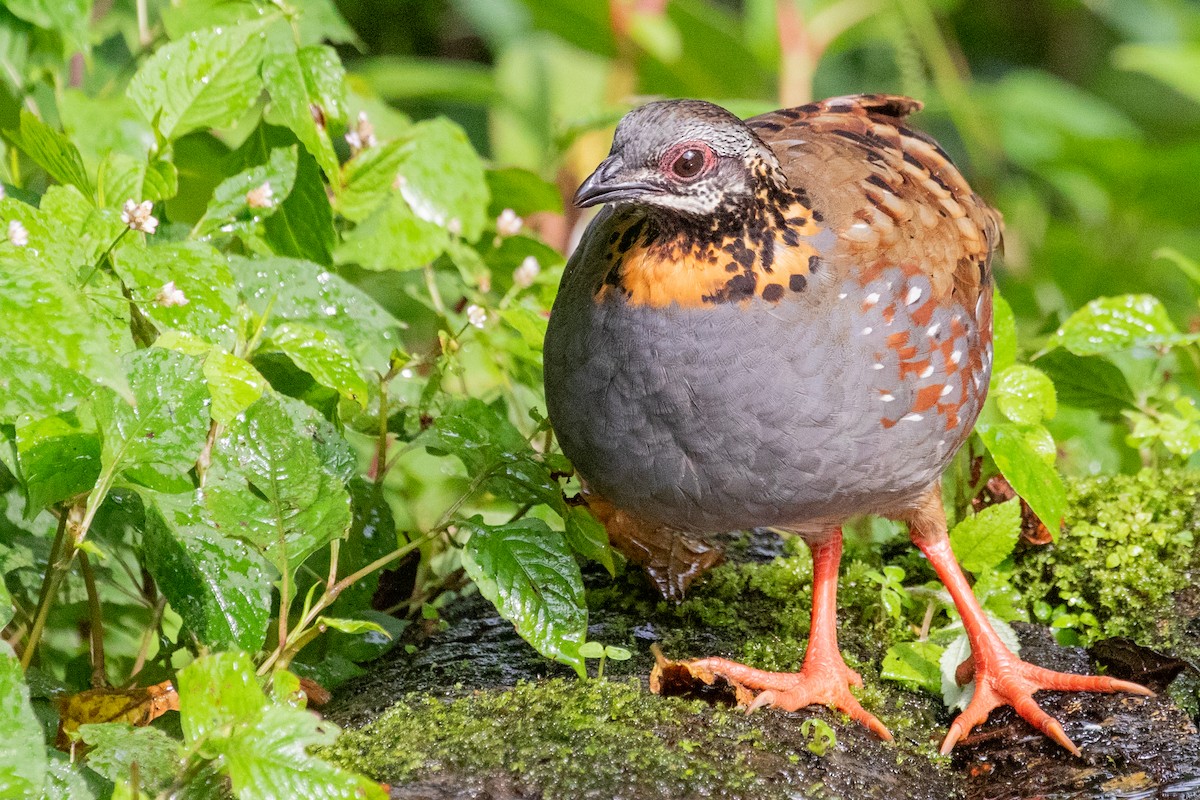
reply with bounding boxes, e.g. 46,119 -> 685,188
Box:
661,142 -> 714,181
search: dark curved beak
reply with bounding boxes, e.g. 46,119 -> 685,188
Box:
573,156 -> 662,208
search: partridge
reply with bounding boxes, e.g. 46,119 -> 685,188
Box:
543,94 -> 1151,754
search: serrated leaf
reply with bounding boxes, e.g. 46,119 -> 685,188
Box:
99,153 -> 178,208
177,651 -> 266,744
141,490 -> 273,651
7,110 -> 92,194
218,704 -> 387,800
229,255 -> 405,371
977,422 -> 1067,536
337,117 -> 488,237
950,499 -> 1021,573
93,348 -> 210,483
204,392 -> 352,572
114,241 -> 240,349
0,344 -> 94,424
419,399 -> 563,512
335,193 -> 447,271
0,643 -> 46,799
267,322 -> 369,408
15,412 -> 100,512
992,364 -> 1056,425
881,641 -> 944,694
461,518 -> 587,675
79,723 -> 181,794
262,46 -> 346,181
1033,349 -> 1135,414
195,145 -> 298,237
203,351 -> 267,426
564,505 -> 615,574
127,21 -> 270,141
264,145 -> 335,266
0,248 -> 132,408
1051,294 -> 1199,356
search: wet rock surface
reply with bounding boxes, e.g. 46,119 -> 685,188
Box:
326,530 -> 1200,800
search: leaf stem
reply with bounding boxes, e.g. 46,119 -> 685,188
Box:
79,551 -> 108,687
20,503 -> 83,670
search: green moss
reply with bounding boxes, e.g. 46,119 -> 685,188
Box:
325,678 -> 790,798
1013,468 -> 1200,646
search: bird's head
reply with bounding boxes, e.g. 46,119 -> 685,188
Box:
574,100 -> 786,218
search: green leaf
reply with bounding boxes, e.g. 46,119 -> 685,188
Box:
217,704 -> 387,800
1051,294 -> 1198,356
991,291 -> 1016,373
4,0 -> 90,51
127,20 -> 270,141
203,351 -> 267,426
316,616 -> 391,637
78,723 -> 181,794
1114,43 -> 1200,106
204,392 -> 352,572
564,505 -> 615,575
0,345 -> 94,425
485,167 -> 563,218
263,145 -> 335,266
0,643 -> 45,799
977,422 -> 1067,534
114,241 -> 240,349
266,322 -> 370,408
195,145 -> 298,237
991,364 -> 1056,425
420,399 -> 563,512
6,110 -> 92,195
335,193 -> 447,272
880,641 -> 944,695
0,247 -> 131,410
15,412 -> 100,512
1034,350 -> 1135,414
229,255 -> 405,371
461,518 -> 587,676
92,348 -> 210,495
177,651 -> 266,744
949,499 -> 1021,573
262,46 -> 346,181
141,491 -> 273,652
99,152 -> 178,208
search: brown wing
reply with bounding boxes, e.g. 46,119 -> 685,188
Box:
747,94 -> 1001,309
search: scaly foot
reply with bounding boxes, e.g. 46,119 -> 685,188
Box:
943,641 -> 1154,756
687,655 -> 893,741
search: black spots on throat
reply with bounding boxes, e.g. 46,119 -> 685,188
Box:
789,274 -> 807,292
808,255 -> 823,273
724,238 -> 755,269
762,283 -> 784,302
703,271 -> 757,304
618,217 -> 647,253
724,261 -> 740,273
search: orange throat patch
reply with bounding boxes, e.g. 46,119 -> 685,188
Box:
595,201 -> 826,309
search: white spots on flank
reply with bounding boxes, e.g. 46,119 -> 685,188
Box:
940,384 -> 954,397
950,350 -> 963,365
926,323 -> 940,337
879,393 -> 895,402
900,412 -> 924,422
919,364 -> 934,378
864,292 -> 881,307
861,326 -> 873,336
905,286 -> 922,305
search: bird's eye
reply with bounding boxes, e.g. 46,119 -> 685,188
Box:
671,149 -> 705,179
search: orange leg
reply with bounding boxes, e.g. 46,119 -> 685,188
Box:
906,489 -> 1153,756
687,531 -> 892,741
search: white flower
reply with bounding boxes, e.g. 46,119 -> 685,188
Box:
496,208 -> 522,238
155,281 -> 189,307
512,255 -> 540,288
466,304 -> 487,329
7,220 -> 28,247
345,111 -> 377,154
121,199 -> 158,234
246,182 -> 274,209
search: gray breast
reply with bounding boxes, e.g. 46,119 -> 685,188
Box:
543,228 -> 981,534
